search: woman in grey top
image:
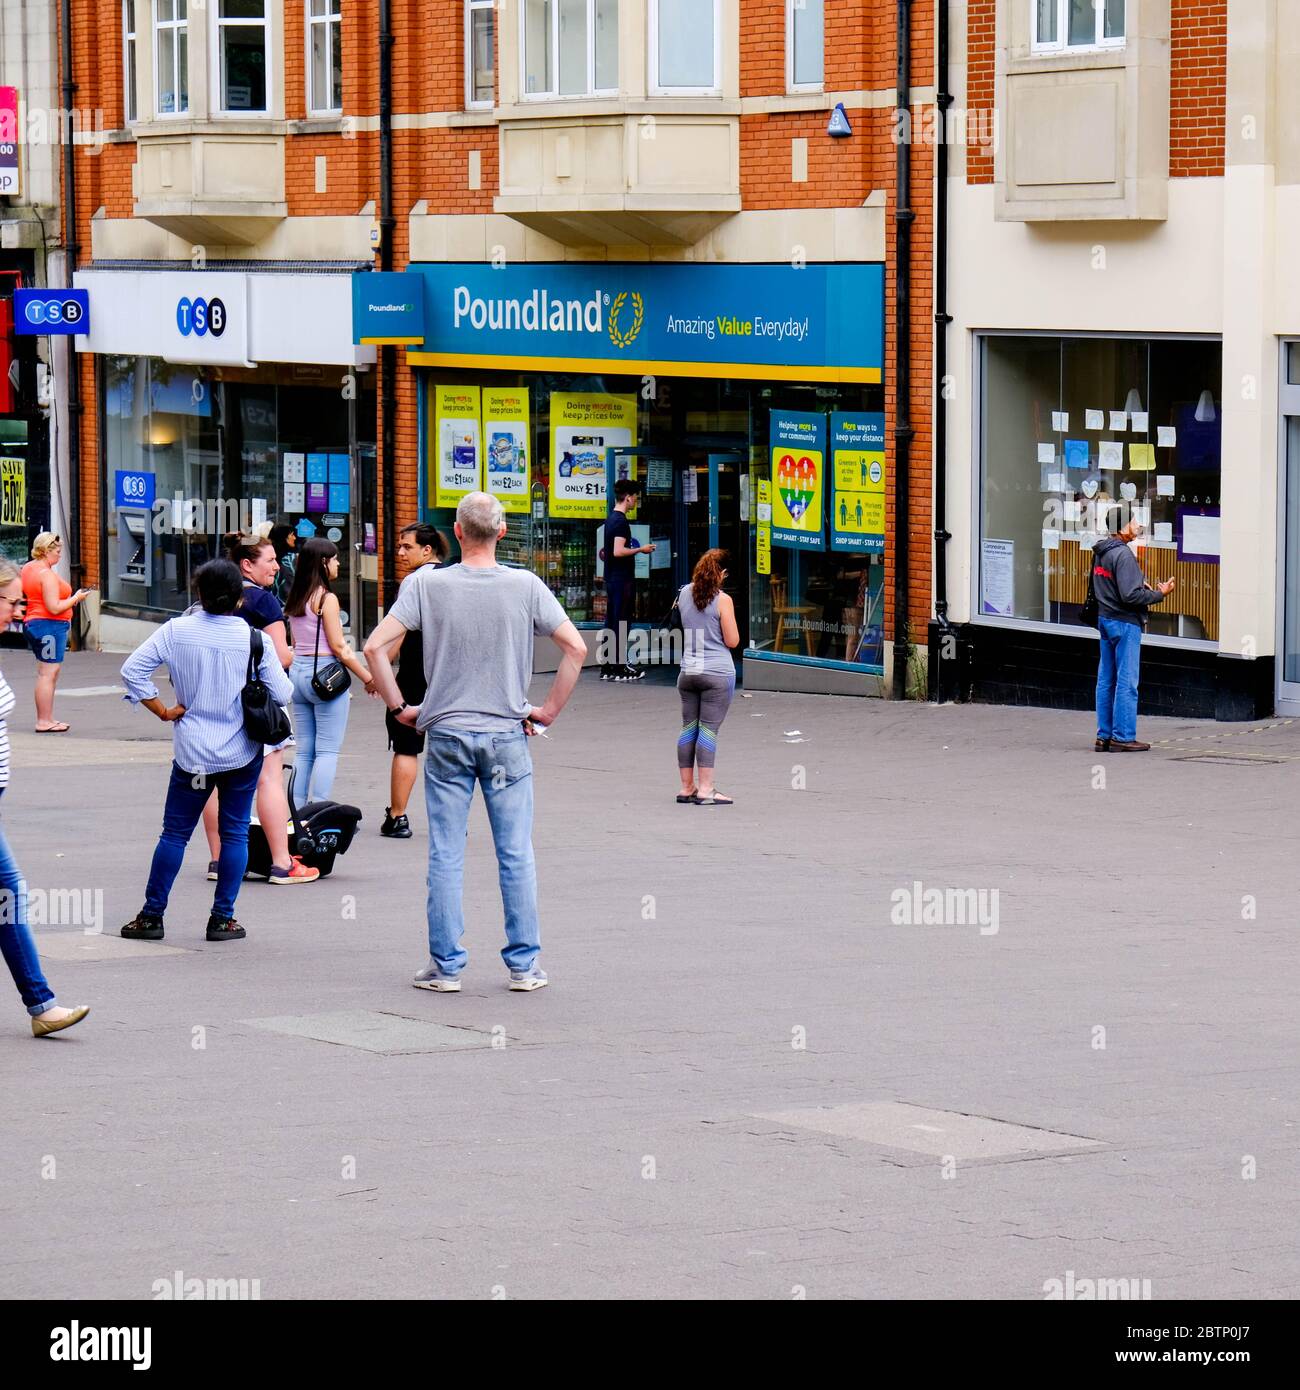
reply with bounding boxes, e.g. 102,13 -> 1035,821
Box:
676,549 -> 740,805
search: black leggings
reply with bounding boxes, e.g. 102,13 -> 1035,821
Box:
677,671 -> 735,770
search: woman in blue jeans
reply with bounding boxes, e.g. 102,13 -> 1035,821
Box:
283,539 -> 373,803
119,560 -> 294,943
0,560 -> 89,1035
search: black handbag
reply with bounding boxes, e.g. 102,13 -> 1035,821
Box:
309,606 -> 351,701
1080,569 -> 1100,628
242,629 -> 293,745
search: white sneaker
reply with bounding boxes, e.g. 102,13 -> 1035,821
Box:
412,959 -> 462,992
508,965 -> 548,991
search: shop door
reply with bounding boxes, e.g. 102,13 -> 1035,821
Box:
708,452 -> 747,654
1279,382 -> 1300,713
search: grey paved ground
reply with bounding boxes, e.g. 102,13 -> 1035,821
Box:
1,649 -> 1297,1300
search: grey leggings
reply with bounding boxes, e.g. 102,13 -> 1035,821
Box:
677,670 -> 735,770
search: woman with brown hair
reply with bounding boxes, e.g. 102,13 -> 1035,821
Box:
675,548 -> 740,806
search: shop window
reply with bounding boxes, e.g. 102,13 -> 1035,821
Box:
154,0 -> 189,117
1033,0 -> 1125,52
216,0 -> 269,114
466,0 -> 495,109
308,0 -> 342,115
650,0 -> 718,94
522,0 -> 618,99
787,0 -> 824,92
977,334 -> 1222,643
123,1 -> 140,123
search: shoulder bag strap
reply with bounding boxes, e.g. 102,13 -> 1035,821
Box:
312,595 -> 324,680
248,626 -> 263,683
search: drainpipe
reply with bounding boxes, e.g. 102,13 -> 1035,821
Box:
378,0 -> 397,613
933,0 -> 954,654
892,0 -> 914,700
60,0 -> 82,601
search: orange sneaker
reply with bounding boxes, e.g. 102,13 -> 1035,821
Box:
267,857 -> 321,886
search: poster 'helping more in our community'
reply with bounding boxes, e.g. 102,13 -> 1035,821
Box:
769,410 -> 826,549
549,393 -> 636,519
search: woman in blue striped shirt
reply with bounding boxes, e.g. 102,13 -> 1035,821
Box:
0,560 -> 90,1035
120,560 -> 294,943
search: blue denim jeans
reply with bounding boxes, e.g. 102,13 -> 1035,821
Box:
0,792 -> 56,1015
423,727 -> 539,975
1096,615 -> 1143,743
289,658 -> 351,803
143,755 -> 263,920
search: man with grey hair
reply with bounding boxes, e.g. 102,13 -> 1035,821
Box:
364,492 -> 588,992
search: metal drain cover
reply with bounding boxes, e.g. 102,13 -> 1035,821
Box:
751,1101 -> 1103,1160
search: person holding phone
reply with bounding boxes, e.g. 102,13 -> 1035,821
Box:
20,532 -> 90,733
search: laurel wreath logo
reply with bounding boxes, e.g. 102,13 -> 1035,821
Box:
608,291 -> 644,349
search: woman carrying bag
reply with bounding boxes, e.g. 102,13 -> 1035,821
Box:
283,539 -> 373,803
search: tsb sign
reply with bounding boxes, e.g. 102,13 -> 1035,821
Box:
176,296 -> 228,338
13,288 -> 90,335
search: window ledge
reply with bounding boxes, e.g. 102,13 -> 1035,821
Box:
497,98 -> 740,121
133,117 -> 291,137
289,115 -> 346,135
1010,47 -> 1128,76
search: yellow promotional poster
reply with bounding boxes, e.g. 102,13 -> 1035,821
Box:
482,388 -> 530,514
830,412 -> 886,553
430,385 -> 482,508
769,410 -> 825,550
549,392 -> 637,519
756,478 -> 771,575
0,457 -> 25,527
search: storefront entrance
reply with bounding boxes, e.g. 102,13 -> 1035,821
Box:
1278,343 -> 1300,713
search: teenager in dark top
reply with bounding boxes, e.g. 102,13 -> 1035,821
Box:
602,479 -> 655,681
380,522 -> 449,838
199,534 -> 320,884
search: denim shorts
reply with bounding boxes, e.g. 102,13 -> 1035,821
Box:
24,618 -> 70,664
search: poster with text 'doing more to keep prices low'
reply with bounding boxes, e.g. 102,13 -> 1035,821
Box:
482,388 -> 530,514
430,385 -> 482,509
549,392 -> 636,519
770,410 -> 825,550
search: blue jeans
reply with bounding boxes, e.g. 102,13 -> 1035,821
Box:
143,755 -> 263,920
423,728 -> 539,975
1096,615 -> 1143,743
0,793 -> 56,1015
289,658 -> 351,802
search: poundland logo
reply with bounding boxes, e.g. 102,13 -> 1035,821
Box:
452,285 -> 643,348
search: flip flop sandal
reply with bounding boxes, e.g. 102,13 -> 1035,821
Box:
676,790 -> 697,803
34,723 -> 70,733
692,792 -> 734,805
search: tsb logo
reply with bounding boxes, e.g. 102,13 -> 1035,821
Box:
23,297 -> 84,327
176,296 -> 228,338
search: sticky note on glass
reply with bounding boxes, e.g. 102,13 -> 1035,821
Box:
1156,474 -> 1175,497
1132,503 -> 1151,527
1129,443 -> 1156,471
1157,425 -> 1177,448
1110,410 -> 1128,432
1042,529 -> 1061,551
1099,440 -> 1124,470
1037,442 -> 1055,464
1086,409 -> 1104,430
1154,522 -> 1173,543
1047,473 -> 1068,492
1052,411 -> 1068,432
1064,438 -> 1089,469
1131,411 -> 1149,433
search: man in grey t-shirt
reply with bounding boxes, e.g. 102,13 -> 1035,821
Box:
365,492 -> 588,993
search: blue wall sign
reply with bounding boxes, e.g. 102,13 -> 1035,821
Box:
14,288 -> 89,335
114,470 -> 156,509
352,271 -> 426,345
355,262 -> 884,384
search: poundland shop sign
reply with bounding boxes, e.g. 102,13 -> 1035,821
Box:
351,262 -> 884,384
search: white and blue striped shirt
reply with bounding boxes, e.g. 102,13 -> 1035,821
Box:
121,610 -> 294,775
0,669 -> 14,790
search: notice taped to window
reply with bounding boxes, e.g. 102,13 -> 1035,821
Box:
0,457 -> 25,527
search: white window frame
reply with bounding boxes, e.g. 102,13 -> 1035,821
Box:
211,0 -> 273,117
465,0 -> 494,110
649,0 -> 721,97
786,0 -> 824,94
306,0 -> 343,115
153,0 -> 189,119
1031,0 -> 1127,54
123,1 -> 139,123
519,0 -> 618,102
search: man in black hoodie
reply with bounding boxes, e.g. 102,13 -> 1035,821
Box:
1091,519 -> 1175,753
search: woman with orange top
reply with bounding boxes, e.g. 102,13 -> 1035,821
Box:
20,533 -> 90,733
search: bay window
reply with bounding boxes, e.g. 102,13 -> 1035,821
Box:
788,0 -> 824,91
1033,0 -> 1125,51
651,0 -> 720,94
521,0 -> 618,99
308,1 -> 343,114
216,0 -> 269,113
154,0 -> 189,116
466,0 -> 495,109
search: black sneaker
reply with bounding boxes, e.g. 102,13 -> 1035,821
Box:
599,668 -> 616,681
380,808 -> 412,839
206,914 -> 246,943
618,665 -> 646,682
121,913 -> 164,941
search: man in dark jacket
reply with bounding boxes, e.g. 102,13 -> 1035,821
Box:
1091,520 -> 1175,753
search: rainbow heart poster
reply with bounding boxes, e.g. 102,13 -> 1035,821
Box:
770,410 -> 826,550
